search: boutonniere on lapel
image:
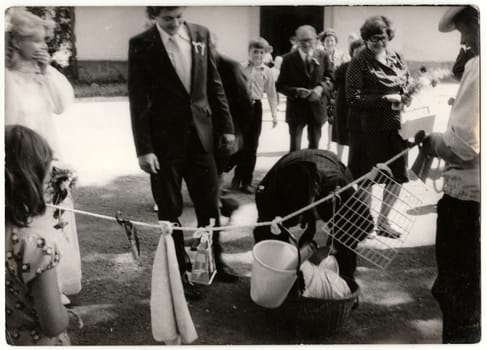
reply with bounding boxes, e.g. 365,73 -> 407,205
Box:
192,41 -> 206,56
311,57 -> 320,66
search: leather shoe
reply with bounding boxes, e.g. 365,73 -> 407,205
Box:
230,176 -> 240,190
220,196 -> 240,217
376,221 -> 401,239
215,266 -> 239,283
240,185 -> 255,194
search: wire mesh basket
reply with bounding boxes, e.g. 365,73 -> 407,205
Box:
324,165 -> 422,270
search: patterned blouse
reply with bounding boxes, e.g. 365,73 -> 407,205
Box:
5,225 -> 69,345
346,47 -> 410,131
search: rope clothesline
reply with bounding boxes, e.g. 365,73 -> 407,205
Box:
47,203 -> 272,232
47,147 -> 413,234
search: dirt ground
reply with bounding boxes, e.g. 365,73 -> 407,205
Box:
56,86 -> 461,345
67,169 -> 442,345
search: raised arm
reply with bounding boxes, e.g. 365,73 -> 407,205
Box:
31,267 -> 69,337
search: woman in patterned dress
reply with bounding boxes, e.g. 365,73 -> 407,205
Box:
5,125 -> 70,345
346,16 -> 412,238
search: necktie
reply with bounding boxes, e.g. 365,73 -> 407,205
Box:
305,54 -> 312,75
168,36 -> 191,92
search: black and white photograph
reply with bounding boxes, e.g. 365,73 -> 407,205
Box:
2,0 -> 482,346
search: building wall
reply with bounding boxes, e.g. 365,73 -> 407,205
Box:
74,6 -> 259,82
74,6 -> 459,82
75,7 -> 147,61
329,5 -> 460,62
185,6 -> 260,63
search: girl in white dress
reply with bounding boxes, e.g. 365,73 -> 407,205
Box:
5,8 -> 82,302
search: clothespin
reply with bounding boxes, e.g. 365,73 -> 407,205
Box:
191,228 -> 205,251
368,163 -> 393,182
206,218 -> 216,230
270,216 -> 283,235
159,221 -> 173,236
116,211 -> 141,263
331,186 -> 342,208
205,218 -> 215,245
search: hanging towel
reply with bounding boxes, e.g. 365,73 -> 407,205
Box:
150,223 -> 198,344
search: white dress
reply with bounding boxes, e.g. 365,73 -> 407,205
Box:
5,62 -> 82,295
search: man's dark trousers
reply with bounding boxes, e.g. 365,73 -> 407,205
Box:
151,127 -> 221,274
288,103 -> 322,151
236,100 -> 262,187
432,195 -> 480,343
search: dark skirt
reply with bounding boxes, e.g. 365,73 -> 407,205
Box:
348,128 -> 409,183
331,87 -> 349,145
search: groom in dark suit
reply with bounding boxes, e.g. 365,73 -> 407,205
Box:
277,25 -> 334,151
128,7 -> 237,287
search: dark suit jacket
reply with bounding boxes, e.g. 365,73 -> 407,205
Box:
215,54 -> 252,138
213,54 -> 252,172
276,49 -> 334,125
128,23 -> 234,158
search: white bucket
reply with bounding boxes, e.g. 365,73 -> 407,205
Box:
250,240 -> 298,309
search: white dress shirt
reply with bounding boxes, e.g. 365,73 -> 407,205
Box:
298,48 -> 314,63
441,56 -> 480,202
156,23 -> 192,92
242,62 -> 278,119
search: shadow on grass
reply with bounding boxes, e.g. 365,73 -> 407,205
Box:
69,173 -> 440,345
70,246 -> 440,345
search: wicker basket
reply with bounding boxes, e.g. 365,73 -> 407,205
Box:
282,278 -> 360,338
274,224 -> 360,338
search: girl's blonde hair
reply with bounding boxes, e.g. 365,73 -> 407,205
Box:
5,7 -> 55,68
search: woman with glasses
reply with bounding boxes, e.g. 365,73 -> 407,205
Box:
345,16 -> 412,239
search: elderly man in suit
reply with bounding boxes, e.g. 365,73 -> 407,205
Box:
128,6 -> 237,290
277,25 -> 334,151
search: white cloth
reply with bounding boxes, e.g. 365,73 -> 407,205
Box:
157,23 -> 192,92
5,63 -> 74,160
301,256 -> 351,300
442,56 -> 480,202
151,233 -> 197,344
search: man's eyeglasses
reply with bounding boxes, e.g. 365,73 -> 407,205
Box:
368,35 -> 388,43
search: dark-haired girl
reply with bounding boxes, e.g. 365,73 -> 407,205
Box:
5,125 -> 70,345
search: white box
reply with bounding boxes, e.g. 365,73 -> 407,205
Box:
399,106 -> 436,140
